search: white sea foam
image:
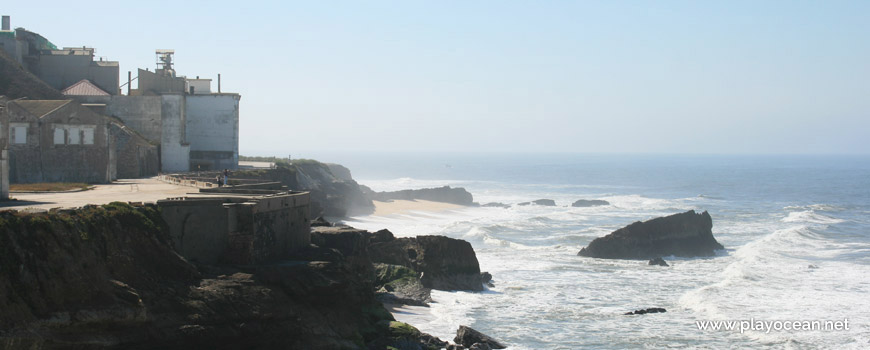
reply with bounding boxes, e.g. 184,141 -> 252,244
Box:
345,170 -> 869,349
782,210 -> 845,225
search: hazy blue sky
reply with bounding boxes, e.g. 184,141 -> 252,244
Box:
6,1 -> 870,155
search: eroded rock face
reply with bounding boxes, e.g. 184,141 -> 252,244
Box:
0,204 -> 393,349
454,325 -> 506,349
370,236 -> 484,292
578,210 -> 724,259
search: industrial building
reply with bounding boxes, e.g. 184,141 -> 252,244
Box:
0,15 -> 240,184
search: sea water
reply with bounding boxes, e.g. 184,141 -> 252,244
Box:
325,153 -> 870,349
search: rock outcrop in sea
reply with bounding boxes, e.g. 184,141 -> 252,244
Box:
365,186 -> 475,206
571,199 -> 610,207
577,210 -> 724,259
518,199 -> 556,206
369,234 -> 487,292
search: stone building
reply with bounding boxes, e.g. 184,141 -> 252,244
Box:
75,51 -> 241,173
1,99 -> 158,184
2,17 -> 240,175
4,99 -> 113,183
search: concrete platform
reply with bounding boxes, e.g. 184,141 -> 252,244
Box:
1,177 -> 197,211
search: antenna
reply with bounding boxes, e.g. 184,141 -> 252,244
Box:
155,49 -> 176,77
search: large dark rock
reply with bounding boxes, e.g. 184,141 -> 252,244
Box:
571,199 -> 610,207
370,236 -> 484,292
578,210 -> 724,259
373,263 -> 431,307
369,186 -> 474,206
454,325 -> 506,349
0,204 -> 394,349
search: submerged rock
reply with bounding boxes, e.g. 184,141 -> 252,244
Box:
482,202 -> 511,208
625,308 -> 667,315
571,199 -> 610,207
578,210 -> 724,259
648,257 -> 669,266
518,199 -> 556,206
454,325 -> 506,349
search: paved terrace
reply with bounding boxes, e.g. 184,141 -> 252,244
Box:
1,177 -> 197,211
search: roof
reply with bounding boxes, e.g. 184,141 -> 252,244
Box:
61,79 -> 110,96
12,100 -> 71,118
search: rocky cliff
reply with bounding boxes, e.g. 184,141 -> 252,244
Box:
0,203 -> 392,349
577,210 -> 724,259
232,160 -> 374,217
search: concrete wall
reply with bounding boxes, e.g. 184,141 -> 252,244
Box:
34,54 -> 119,95
159,94 -> 189,172
105,95 -> 163,142
158,192 -> 310,265
110,123 -> 159,179
137,68 -> 185,94
159,198 -> 231,263
185,94 -> 239,170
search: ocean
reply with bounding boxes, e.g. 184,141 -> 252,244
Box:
322,153 -> 870,349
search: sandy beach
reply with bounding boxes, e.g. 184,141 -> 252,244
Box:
372,199 -> 464,216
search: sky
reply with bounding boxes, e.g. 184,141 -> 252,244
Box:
5,1 -> 870,156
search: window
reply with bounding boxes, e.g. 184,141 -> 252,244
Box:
54,128 -> 65,145
68,127 -> 81,145
83,127 -> 94,145
10,123 -> 27,144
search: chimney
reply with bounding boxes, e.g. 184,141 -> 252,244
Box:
2,16 -> 10,31
218,74 -> 221,93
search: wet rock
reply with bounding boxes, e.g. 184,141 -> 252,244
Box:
625,307 -> 667,315
480,272 -> 494,287
370,236 -> 485,292
470,343 -> 493,350
648,257 -> 669,266
533,199 -> 556,206
310,216 -> 332,227
454,325 -> 506,349
578,210 -> 724,259
571,199 -> 610,207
